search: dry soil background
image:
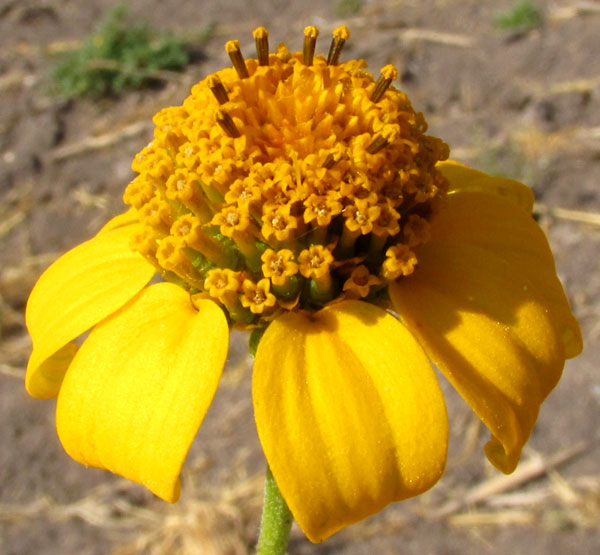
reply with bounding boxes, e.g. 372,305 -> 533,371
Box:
1,1 -> 599,554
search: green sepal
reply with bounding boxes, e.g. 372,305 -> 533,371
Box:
272,275 -> 300,301
249,325 -> 268,358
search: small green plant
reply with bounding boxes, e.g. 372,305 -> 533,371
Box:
494,0 -> 543,31
336,0 -> 363,18
51,5 -> 189,98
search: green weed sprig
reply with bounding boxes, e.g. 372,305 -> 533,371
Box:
51,5 -> 189,98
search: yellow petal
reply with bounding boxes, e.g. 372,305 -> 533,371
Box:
25,225 -> 155,399
390,236 -> 572,473
97,208 -> 139,234
27,342 -> 79,399
438,160 -> 535,213
56,282 -> 229,502
429,191 -> 581,358
253,301 -> 448,542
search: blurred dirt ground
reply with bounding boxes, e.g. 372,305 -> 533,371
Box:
1,0 -> 600,553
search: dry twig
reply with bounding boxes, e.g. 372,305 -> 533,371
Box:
399,29 -> 473,47
431,440 -> 593,519
0,363 -> 25,379
535,204 -> 600,226
47,121 -> 152,162
550,2 -> 600,21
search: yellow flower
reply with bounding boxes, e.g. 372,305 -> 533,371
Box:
25,26 -> 582,544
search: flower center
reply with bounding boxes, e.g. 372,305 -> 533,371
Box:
124,25 -> 450,327
270,257 -> 285,275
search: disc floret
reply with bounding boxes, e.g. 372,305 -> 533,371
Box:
124,25 -> 450,327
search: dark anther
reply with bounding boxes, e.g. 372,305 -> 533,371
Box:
225,40 -> 249,79
253,27 -> 270,66
303,26 -> 319,66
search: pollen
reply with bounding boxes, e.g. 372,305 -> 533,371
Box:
124,25 -> 450,327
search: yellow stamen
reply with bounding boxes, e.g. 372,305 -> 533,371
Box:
216,108 -> 241,138
371,64 -> 399,103
366,136 -> 388,154
253,27 -> 270,66
225,39 -> 249,79
327,25 -> 350,66
322,145 -> 346,169
303,26 -> 319,65
207,74 -> 229,104
321,153 -> 336,169
366,124 -> 400,155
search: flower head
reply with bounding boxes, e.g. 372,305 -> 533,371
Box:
120,24 -> 450,320
25,26 -> 582,544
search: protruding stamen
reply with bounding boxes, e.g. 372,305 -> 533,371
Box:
225,39 -> 249,78
216,108 -> 241,138
366,135 -> 389,154
366,125 -> 399,154
327,25 -> 350,66
322,144 -> 345,169
371,64 -> 399,103
253,27 -> 270,66
207,74 -> 229,104
303,26 -> 319,65
322,152 -> 338,169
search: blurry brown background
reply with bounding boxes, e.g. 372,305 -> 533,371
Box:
1,1 -> 599,553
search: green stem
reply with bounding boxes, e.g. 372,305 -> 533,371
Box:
256,465 -> 293,555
